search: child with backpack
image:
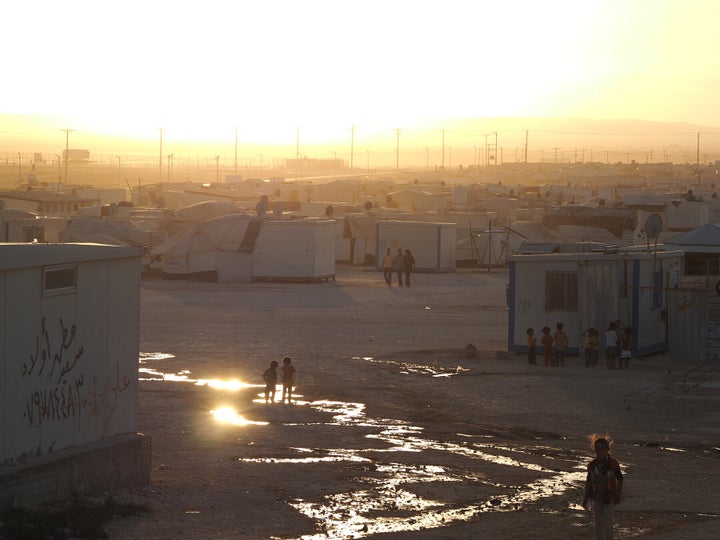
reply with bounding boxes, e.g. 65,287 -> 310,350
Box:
583,434 -> 624,540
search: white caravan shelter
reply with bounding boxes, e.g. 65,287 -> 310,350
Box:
376,220 -> 456,272
0,243 -> 150,503
253,219 -> 336,282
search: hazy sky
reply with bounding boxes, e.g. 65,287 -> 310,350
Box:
3,0 -> 720,144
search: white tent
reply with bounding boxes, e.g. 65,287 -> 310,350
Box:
456,221 -> 557,266
59,217 -> 156,247
151,213 -> 255,282
152,214 -> 336,283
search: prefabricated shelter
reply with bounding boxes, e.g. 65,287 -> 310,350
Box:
252,219 -> 336,282
664,223 -> 720,276
385,189 -> 449,213
0,243 -> 150,504
0,190 -> 95,217
376,220 -> 456,272
1,209 -> 70,243
508,249 -> 684,358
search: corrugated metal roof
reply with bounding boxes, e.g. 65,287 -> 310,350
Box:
664,223 -> 720,248
0,190 -> 94,202
516,242 -> 559,254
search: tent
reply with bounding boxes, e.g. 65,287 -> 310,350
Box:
456,221 -> 556,266
59,217 -> 157,247
151,214 -> 335,283
151,213 -> 255,282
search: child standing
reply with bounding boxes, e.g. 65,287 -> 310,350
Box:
527,328 -> 537,365
262,360 -> 279,403
541,326 -> 553,367
583,434 -> 624,540
553,322 -> 569,367
605,322 -> 619,369
281,356 -> 296,404
583,328 -> 599,368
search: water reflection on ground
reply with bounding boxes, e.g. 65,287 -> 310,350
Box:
353,355 -> 470,377
140,352 -> 257,391
140,352 -> 589,538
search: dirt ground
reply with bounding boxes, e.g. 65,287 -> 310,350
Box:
104,265 -> 720,539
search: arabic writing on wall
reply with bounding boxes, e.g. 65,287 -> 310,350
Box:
22,317 -> 131,429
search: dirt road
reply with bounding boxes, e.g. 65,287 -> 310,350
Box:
106,265 -> 720,539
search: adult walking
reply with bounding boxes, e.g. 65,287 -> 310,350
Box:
393,248 -> 404,287
403,249 -> 416,287
382,248 -> 394,286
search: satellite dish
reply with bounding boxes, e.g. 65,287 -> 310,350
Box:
645,214 -> 663,239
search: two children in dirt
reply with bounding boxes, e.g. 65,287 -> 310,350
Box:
263,356 -> 296,404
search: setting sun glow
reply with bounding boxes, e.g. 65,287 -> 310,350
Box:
2,0 -> 719,146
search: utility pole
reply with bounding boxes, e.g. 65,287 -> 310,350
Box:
524,130 -> 528,163
697,132 -> 701,182
159,128 -> 163,181
234,127 -> 238,178
441,129 -> 446,169
167,154 -> 174,182
394,128 -> 401,170
494,132 -> 498,165
350,125 -> 355,170
296,127 -> 300,180
484,134 -> 489,167
60,128 -> 74,185
215,155 -> 220,183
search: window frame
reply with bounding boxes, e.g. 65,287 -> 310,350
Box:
43,264 -> 78,297
545,270 -> 579,312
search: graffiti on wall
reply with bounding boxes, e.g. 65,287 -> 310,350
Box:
21,316 -> 131,429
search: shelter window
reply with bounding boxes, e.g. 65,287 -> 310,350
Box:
545,271 -> 578,312
43,265 -> 77,296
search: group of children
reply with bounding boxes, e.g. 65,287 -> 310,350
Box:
526,321 -> 633,368
526,323 -> 569,366
262,356 -> 296,404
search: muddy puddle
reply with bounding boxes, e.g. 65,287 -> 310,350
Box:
139,352 -> 597,538
353,355 -> 470,377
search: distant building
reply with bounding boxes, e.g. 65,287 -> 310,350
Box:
0,190 -> 95,216
62,148 -> 90,162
